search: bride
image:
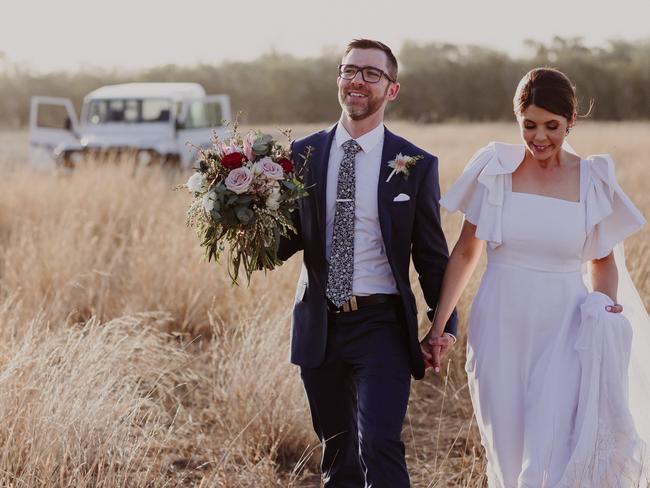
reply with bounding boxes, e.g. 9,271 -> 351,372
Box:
421,67 -> 650,487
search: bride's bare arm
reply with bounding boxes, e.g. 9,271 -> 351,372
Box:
431,220 -> 483,335
420,220 -> 483,370
590,252 -> 623,313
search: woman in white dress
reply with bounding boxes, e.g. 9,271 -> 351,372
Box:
421,68 -> 650,487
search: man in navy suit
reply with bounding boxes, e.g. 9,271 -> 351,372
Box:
278,39 -> 457,487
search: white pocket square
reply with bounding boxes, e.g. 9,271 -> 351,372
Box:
393,193 -> 410,202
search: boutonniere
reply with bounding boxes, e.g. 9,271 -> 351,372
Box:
386,153 -> 423,182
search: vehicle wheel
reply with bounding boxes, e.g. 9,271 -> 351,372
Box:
136,149 -> 161,166
59,150 -> 85,169
162,154 -> 181,167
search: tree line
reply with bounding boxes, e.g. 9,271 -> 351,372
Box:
1,37 -> 649,128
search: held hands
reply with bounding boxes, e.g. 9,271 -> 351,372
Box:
420,328 -> 456,374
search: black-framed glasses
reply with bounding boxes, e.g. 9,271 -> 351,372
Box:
338,64 -> 395,83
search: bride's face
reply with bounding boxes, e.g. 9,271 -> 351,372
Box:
518,104 -> 574,161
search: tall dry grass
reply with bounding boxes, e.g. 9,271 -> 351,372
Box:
0,122 -> 648,487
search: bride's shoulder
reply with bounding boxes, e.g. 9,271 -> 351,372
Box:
581,152 -> 646,260
582,153 -> 616,169
461,141 -> 525,174
440,141 -> 523,248
581,153 -> 619,187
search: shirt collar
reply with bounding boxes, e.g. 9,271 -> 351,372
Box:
335,122 -> 384,154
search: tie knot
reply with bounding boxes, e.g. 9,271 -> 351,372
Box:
342,139 -> 361,156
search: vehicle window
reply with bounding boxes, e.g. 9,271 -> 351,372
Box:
142,100 -> 171,122
36,103 -> 72,129
86,99 -> 172,124
88,101 -> 107,125
107,100 -> 125,122
184,101 -> 223,129
124,100 -> 139,122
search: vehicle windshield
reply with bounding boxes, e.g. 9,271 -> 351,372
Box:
86,99 -> 172,124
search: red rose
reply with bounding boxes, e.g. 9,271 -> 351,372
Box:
278,158 -> 293,173
221,152 -> 247,169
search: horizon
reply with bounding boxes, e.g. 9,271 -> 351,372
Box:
1,0 -> 649,74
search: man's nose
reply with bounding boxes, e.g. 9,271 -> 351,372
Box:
349,70 -> 366,83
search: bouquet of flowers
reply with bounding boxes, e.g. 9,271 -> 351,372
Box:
184,124 -> 310,284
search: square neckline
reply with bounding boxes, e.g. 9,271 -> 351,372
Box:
508,159 -> 585,205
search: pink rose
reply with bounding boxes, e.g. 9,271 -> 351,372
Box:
225,167 -> 253,194
254,156 -> 284,180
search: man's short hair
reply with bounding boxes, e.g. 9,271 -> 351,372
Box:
344,39 -> 398,81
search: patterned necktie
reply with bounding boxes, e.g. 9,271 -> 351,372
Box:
326,139 -> 362,307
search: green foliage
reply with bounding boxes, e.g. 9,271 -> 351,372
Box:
1,37 -> 650,127
184,125 -> 312,285
252,134 -> 274,156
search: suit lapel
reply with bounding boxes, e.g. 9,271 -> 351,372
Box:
312,124 -> 336,258
377,128 -> 405,257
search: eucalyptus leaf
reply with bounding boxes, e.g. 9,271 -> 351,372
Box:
235,206 -> 254,224
252,134 -> 274,156
237,195 -> 254,205
222,209 -> 237,226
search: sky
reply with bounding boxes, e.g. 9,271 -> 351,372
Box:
1,0 -> 649,73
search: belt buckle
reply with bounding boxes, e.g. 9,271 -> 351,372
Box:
341,296 -> 358,313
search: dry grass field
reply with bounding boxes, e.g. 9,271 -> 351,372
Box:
0,122 -> 648,487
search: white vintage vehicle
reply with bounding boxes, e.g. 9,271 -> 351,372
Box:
29,82 -> 231,169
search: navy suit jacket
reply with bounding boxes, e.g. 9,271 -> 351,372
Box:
278,124 -> 457,380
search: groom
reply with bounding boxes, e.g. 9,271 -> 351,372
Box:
278,39 -> 457,487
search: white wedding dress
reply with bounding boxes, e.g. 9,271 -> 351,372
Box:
440,142 -> 650,487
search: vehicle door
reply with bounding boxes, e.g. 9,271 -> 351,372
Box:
29,96 -> 80,169
176,95 -> 232,169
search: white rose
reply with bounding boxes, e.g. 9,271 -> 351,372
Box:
186,172 -> 205,193
265,185 -> 282,211
202,191 -> 217,212
251,159 -> 264,176
225,167 -> 253,194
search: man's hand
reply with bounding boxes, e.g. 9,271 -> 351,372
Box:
420,330 -> 456,374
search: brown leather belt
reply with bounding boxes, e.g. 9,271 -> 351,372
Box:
327,294 -> 400,314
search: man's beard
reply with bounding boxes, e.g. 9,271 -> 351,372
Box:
338,86 -> 388,121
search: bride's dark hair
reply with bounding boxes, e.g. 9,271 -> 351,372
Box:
513,68 -> 581,120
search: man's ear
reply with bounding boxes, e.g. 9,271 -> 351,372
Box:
387,82 -> 401,101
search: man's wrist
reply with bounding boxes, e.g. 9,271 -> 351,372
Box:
443,332 -> 457,344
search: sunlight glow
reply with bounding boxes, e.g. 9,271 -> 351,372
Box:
1,0 -> 648,72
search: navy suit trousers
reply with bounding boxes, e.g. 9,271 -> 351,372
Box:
300,300 -> 412,488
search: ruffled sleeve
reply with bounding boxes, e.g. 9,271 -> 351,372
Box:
440,142 -> 524,249
583,155 -> 646,261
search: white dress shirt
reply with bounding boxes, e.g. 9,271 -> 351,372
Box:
325,122 -> 398,296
